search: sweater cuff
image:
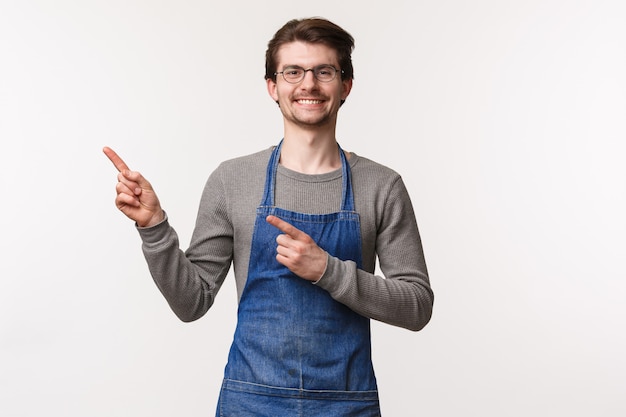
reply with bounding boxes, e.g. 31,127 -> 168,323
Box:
313,255 -> 351,298
136,212 -> 170,247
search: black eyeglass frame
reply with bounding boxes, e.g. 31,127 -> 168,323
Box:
274,65 -> 344,84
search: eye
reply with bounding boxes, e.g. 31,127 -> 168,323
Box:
283,66 -> 303,76
316,66 -> 333,76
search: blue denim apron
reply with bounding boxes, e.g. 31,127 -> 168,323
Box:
216,141 -> 380,416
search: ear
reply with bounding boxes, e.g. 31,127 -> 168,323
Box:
267,78 -> 279,102
341,78 -> 353,101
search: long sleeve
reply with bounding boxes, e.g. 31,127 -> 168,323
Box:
314,175 -> 433,331
137,168 -> 234,322
136,149 -> 269,321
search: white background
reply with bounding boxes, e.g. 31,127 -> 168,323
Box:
1,1 -> 625,416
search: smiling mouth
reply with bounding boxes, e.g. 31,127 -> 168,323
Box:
296,99 -> 324,104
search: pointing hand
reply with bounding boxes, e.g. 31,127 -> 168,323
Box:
266,215 -> 328,281
103,147 -> 164,228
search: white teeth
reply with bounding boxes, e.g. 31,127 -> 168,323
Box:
297,99 -> 323,104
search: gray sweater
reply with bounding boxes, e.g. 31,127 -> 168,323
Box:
138,146 -> 433,331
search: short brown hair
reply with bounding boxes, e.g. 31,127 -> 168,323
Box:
265,18 -> 355,82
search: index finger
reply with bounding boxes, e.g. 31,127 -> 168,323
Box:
266,215 -> 304,239
102,146 -> 130,173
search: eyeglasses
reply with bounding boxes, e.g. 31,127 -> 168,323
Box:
275,65 -> 343,84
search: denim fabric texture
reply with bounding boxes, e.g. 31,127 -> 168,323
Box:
217,141 -> 380,415
217,379 -> 380,417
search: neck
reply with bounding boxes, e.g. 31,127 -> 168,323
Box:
280,128 -> 341,174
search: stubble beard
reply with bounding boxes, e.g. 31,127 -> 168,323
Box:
280,100 -> 338,130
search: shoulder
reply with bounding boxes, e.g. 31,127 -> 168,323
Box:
349,153 -> 403,185
199,147 -> 273,211
348,153 -> 414,213
207,147 -> 273,185
201,147 -> 273,195
216,147 -> 273,173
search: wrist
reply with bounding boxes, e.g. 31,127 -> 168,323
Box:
138,210 -> 165,228
312,253 -> 329,284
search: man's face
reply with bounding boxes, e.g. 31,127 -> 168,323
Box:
267,41 -> 352,130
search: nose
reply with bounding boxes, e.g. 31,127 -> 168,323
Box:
299,69 -> 318,89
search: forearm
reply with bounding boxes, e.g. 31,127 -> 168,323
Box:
316,256 -> 433,331
138,215 -> 229,322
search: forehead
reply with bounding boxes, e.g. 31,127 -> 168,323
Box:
276,41 -> 340,68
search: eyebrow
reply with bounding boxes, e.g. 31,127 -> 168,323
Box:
281,64 -> 335,69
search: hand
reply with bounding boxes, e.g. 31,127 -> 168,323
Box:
266,215 -> 328,281
103,146 -> 164,228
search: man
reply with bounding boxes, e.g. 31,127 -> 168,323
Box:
104,17 -> 433,416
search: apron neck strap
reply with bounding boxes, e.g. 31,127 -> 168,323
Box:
261,140 -> 355,211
